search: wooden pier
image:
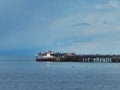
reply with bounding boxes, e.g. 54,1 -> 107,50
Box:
36,51 -> 120,62
53,54 -> 120,62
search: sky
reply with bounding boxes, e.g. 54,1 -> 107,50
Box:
0,0 -> 120,56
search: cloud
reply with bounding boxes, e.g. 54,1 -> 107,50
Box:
1,0 -> 120,55
96,0 -> 120,9
109,0 -> 120,8
49,8 -> 120,54
1,5 -> 120,52
57,40 -> 120,54
73,23 -> 91,27
50,10 -> 120,38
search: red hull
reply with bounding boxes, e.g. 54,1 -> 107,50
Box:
36,58 -> 56,62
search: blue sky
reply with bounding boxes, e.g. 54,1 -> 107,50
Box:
0,0 -> 120,55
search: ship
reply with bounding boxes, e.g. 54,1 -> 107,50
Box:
36,51 -> 60,62
36,50 -> 76,62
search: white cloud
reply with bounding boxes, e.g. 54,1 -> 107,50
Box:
50,10 -> 120,38
1,0 -> 120,54
57,40 -> 120,54
96,5 -> 103,9
96,0 -> 120,9
109,0 -> 120,8
116,26 -> 120,31
1,5 -> 120,52
49,8 -> 120,53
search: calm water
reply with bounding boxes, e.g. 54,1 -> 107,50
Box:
0,56 -> 120,90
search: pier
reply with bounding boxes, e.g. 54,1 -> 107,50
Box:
36,51 -> 120,62
53,54 -> 120,63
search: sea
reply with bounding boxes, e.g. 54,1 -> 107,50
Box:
0,56 -> 120,90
